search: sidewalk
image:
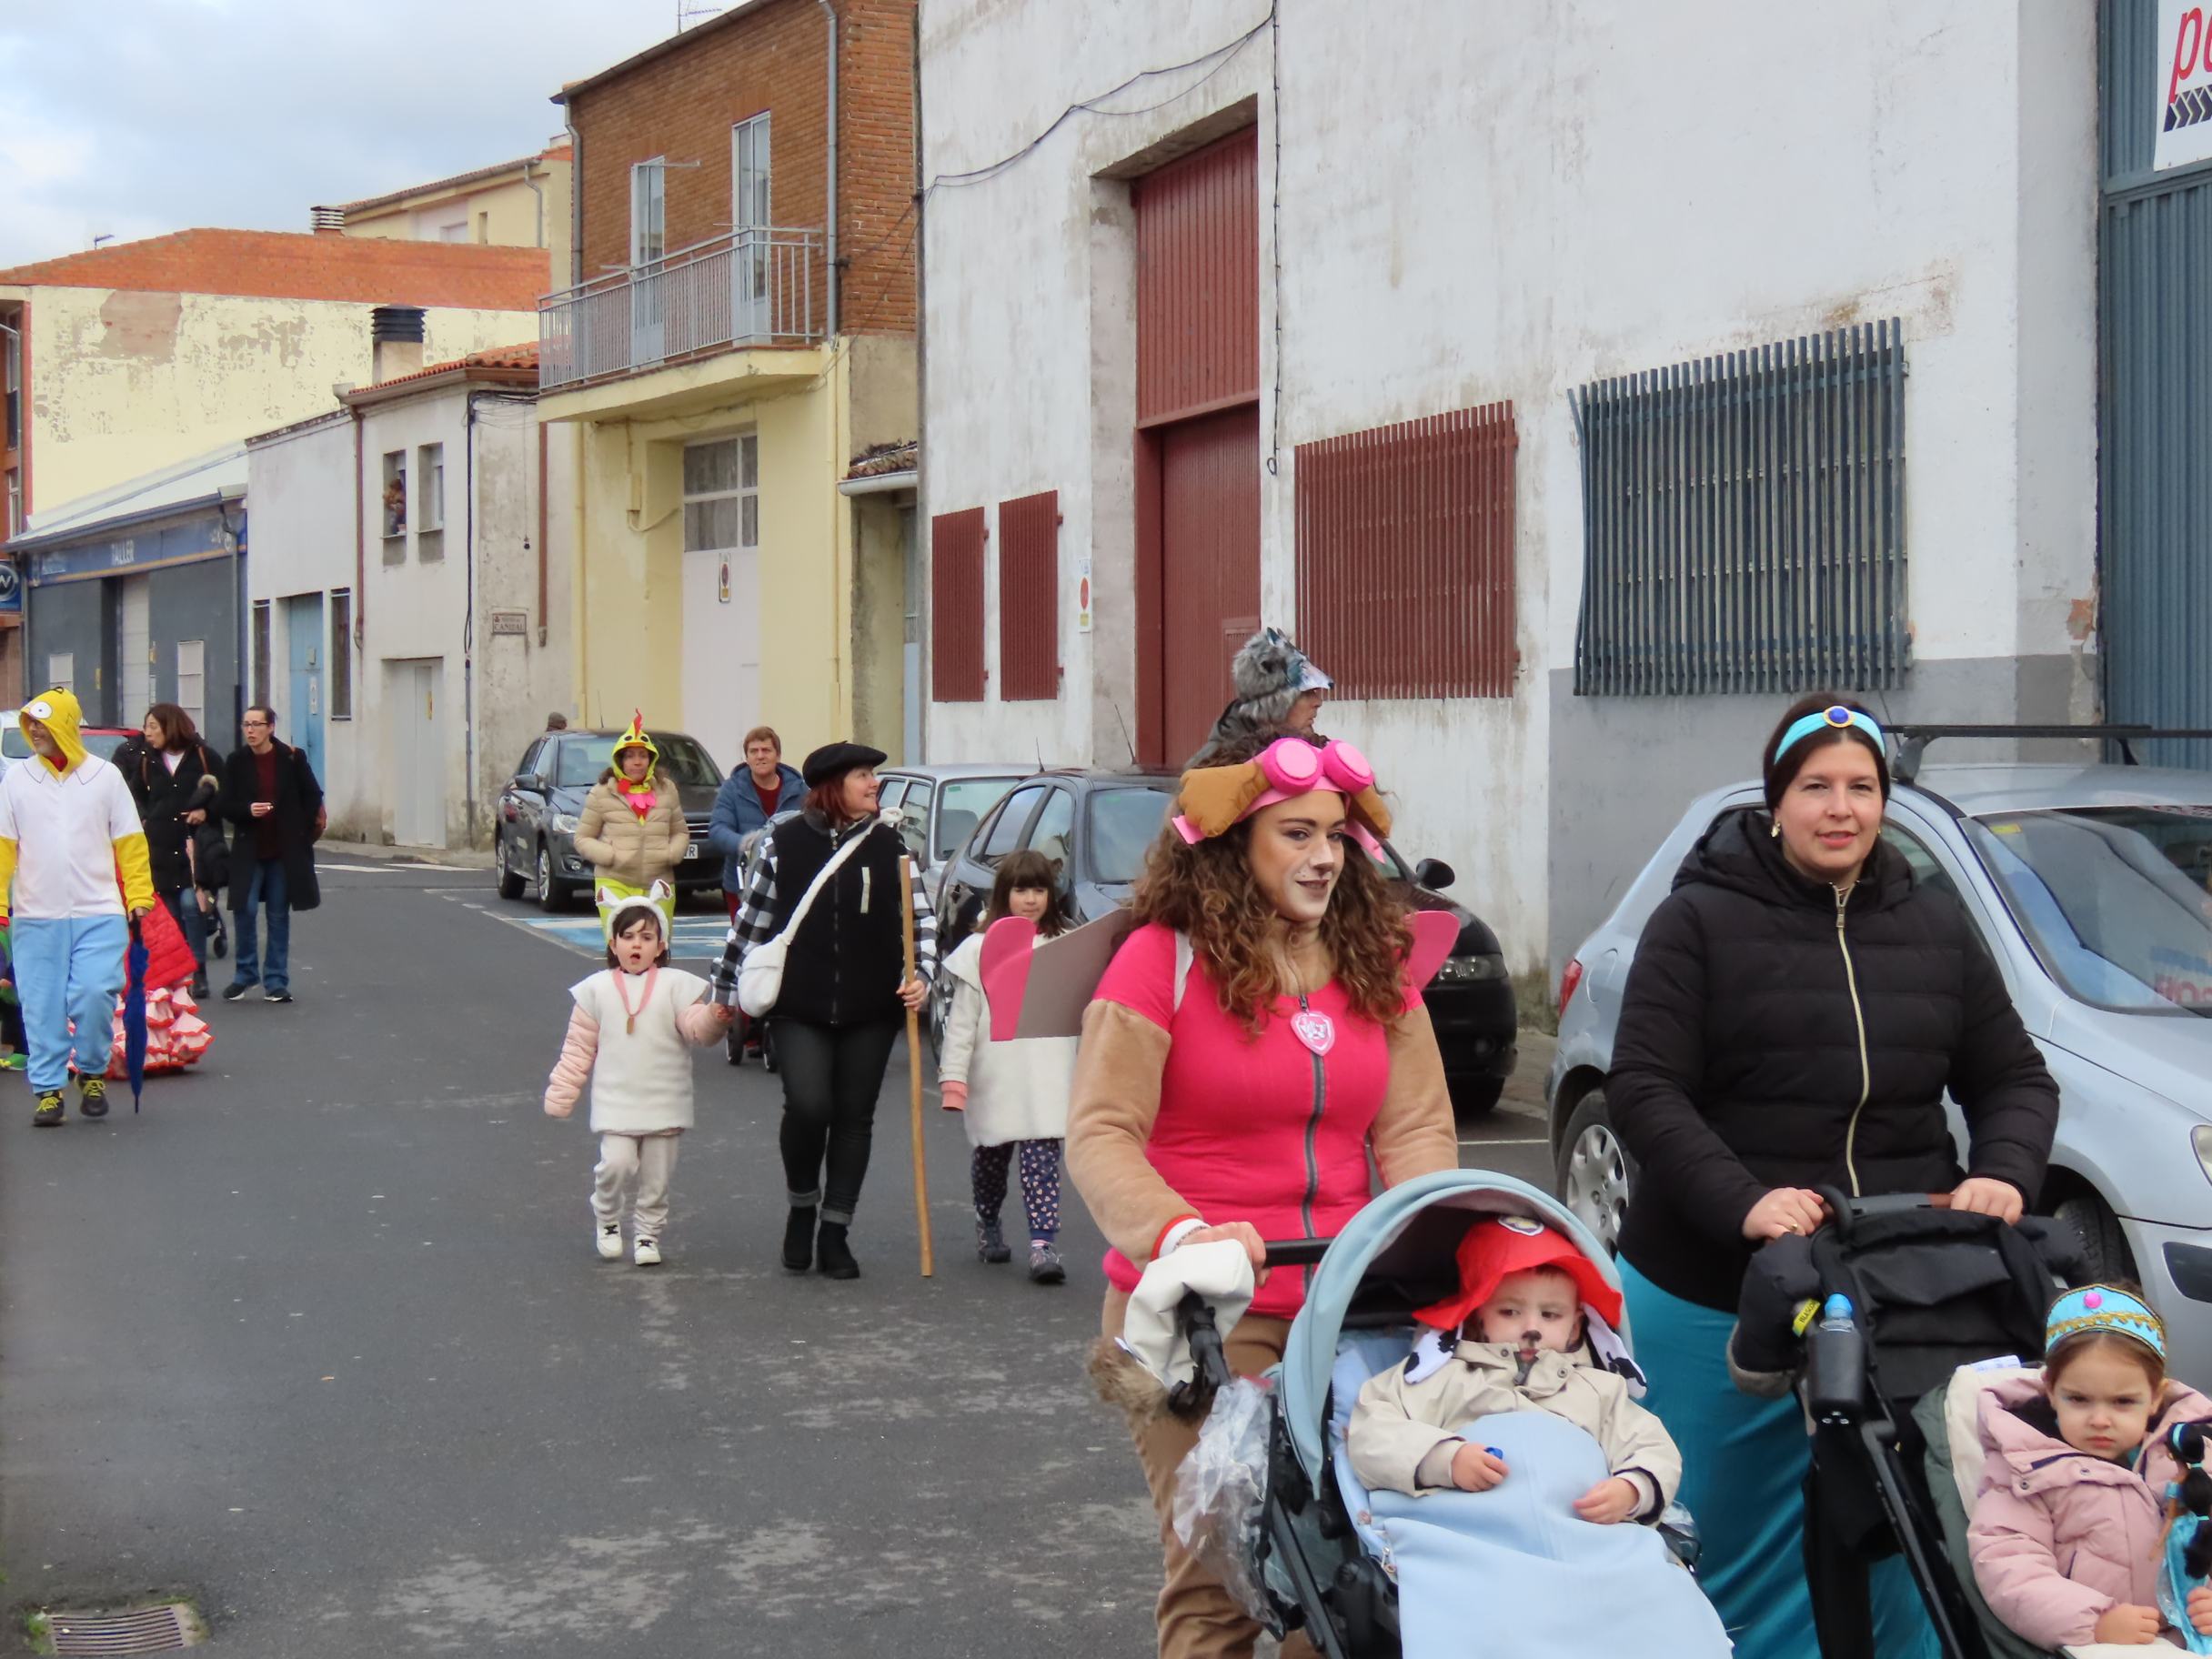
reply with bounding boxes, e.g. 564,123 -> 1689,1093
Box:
315,836 -> 494,872
1500,1028 -> 1555,1121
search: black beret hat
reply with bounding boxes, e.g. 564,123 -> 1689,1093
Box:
800,741 -> 888,788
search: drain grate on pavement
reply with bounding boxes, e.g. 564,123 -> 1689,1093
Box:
28,1600 -> 206,1654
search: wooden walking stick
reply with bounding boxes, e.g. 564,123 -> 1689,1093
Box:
900,852 -> 934,1277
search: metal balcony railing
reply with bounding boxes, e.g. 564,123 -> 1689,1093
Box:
538,226 -> 823,390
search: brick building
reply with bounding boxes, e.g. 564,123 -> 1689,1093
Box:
539,0 -> 919,770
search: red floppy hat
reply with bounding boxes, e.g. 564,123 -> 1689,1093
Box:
1413,1215 -> 1624,1332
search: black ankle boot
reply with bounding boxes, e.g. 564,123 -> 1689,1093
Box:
816,1221 -> 860,1280
781,1206 -> 817,1272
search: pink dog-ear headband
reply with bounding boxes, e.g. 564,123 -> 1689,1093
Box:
1171,737 -> 1388,855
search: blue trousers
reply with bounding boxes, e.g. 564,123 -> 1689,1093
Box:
1619,1260 -> 1937,1659
232,858 -> 289,994
12,915 -> 128,1091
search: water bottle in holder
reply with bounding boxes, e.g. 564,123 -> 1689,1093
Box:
1805,1293 -> 1867,1423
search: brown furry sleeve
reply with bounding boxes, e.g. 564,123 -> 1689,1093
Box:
1064,1000 -> 1191,1264
1370,1005 -> 1460,1185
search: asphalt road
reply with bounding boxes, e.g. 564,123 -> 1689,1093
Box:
0,864 -> 1553,1656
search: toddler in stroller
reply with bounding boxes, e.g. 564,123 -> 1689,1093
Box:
1158,1171 -> 1727,1659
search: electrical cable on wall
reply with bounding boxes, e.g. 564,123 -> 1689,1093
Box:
920,3 -> 1275,199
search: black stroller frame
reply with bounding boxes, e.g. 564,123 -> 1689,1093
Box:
1793,1189 -> 2081,1659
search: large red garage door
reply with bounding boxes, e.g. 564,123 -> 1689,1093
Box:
1133,127 -> 1260,766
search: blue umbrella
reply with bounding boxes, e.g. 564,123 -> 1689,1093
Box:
124,918 -> 148,1112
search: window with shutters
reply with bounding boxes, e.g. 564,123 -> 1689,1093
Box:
931,508 -> 986,702
1295,406 -> 1518,699
176,639 -> 206,734
328,594 -> 353,720
998,490 -> 1060,701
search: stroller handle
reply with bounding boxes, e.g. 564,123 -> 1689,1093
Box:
1814,1185 -> 1949,1240
1260,1237 -> 1334,1270
1165,1237 -> 1337,1415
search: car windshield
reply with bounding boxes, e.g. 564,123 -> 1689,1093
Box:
934,777 -> 1021,860
556,735 -> 721,789
1088,785 -> 1176,885
81,732 -> 131,760
1966,805 -> 2212,1016
1,729 -> 27,760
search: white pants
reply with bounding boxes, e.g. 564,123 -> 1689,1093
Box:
592,1132 -> 679,1240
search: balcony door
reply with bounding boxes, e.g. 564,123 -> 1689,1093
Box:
630,159 -> 667,365
731,116 -> 771,340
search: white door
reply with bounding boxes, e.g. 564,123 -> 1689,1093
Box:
731,115 -> 771,339
119,574 -> 151,726
679,437 -> 760,770
387,659 -> 446,847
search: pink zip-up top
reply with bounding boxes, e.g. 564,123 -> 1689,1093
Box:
1968,1369 -> 2212,1650
1090,922 -> 1420,1319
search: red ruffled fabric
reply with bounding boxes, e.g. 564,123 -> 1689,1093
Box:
104,985 -> 214,1078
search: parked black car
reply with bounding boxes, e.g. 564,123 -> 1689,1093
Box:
930,768 -> 1517,1117
495,729 -> 725,911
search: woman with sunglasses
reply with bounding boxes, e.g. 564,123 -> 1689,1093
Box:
1605,693 -> 2059,1659
1066,728 -> 1457,1659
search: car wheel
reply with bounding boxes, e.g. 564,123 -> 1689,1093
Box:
2054,1191 -> 2136,1283
496,836 -> 526,900
1556,1087 -> 1634,1255
536,843 -> 568,914
1449,1075 -> 1503,1123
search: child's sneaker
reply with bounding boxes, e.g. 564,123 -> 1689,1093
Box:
32,1090 -> 63,1127
633,1236 -> 662,1267
976,1218 -> 1012,1264
77,1075 -> 108,1119
595,1222 -> 622,1261
1027,1242 -> 1065,1285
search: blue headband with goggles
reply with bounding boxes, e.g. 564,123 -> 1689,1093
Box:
1776,704 -> 1885,761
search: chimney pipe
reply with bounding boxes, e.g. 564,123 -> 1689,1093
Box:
370,305 -> 427,384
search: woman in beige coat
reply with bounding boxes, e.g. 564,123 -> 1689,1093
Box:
572,714 -> 689,935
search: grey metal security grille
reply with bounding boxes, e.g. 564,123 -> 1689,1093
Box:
1570,321 -> 1909,697
2099,0 -> 2212,770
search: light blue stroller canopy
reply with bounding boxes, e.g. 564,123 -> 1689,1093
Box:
1275,1167 -> 1628,1492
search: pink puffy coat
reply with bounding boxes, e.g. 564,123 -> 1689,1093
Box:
1966,1370 -> 2212,1650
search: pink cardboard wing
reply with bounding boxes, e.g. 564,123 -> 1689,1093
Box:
1405,908 -> 1460,991
981,910 -> 1141,1041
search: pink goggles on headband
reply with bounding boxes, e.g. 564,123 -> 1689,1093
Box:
1173,737 -> 1384,853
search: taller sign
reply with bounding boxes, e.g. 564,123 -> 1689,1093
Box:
2158,0 -> 2212,171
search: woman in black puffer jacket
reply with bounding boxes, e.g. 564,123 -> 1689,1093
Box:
1606,693 -> 2057,1659
119,703 -> 226,998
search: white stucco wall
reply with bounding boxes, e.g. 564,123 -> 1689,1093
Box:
919,0 -> 2100,968
15,288 -> 538,519
246,386 -> 570,849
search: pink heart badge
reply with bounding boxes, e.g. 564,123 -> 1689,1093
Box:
1291,1009 -> 1335,1056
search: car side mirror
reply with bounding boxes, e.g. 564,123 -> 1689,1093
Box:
1414,858 -> 1456,890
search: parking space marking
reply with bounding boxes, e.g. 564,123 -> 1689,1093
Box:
441,891 -> 729,965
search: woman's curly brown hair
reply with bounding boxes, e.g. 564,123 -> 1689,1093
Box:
1131,729 -> 1413,1032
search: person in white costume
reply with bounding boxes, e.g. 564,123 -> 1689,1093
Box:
0,689 -> 156,1127
543,884 -> 731,1265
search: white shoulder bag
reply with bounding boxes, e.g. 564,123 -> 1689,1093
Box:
737,822 -> 883,1018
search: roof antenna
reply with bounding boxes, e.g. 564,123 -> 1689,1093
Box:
1036,739 -> 1045,777
1110,699 -> 1136,770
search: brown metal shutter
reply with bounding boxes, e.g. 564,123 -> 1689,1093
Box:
1160,407 -> 1262,759
1134,129 -> 1259,427
931,507 -> 986,702
997,489 -> 1060,701
1294,405 -> 1518,699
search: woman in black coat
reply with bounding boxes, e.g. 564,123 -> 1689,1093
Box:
121,703 -> 225,997
1605,693 -> 2059,1659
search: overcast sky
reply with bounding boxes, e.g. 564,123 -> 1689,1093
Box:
0,0 -> 690,267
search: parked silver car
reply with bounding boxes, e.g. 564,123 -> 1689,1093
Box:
1548,753 -> 2212,1384
874,764 -> 1028,909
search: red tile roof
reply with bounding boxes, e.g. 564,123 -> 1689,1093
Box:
340,342 -> 542,407
361,341 -> 541,392
0,229 -> 547,311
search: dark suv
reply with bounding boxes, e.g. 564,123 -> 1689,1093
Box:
495,729 -> 724,910
931,768 -> 1517,1117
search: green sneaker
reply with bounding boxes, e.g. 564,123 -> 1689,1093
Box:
32,1090 -> 64,1127
78,1075 -> 108,1119
0,1053 -> 26,1071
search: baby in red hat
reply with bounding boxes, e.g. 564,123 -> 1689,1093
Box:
1346,1214 -> 1683,1523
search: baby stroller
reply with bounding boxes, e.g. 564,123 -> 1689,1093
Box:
1171,1169 -> 1703,1659
1736,1188 -> 2084,1659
